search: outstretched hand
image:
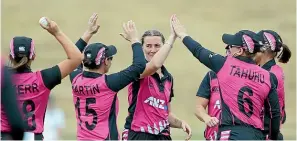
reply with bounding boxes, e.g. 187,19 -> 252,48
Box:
39,17 -> 61,36
86,13 -> 100,34
170,14 -> 188,39
119,20 -> 140,43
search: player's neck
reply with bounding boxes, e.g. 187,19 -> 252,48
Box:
84,68 -> 106,74
259,56 -> 274,67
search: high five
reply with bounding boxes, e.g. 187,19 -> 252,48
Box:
170,14 -> 281,140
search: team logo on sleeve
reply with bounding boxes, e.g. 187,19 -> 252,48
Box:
209,53 -> 218,58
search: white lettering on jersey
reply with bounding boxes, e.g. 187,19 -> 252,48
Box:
144,96 -> 165,110
214,100 -> 221,109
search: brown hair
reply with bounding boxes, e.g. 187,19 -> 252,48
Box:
8,56 -> 29,70
244,50 -> 256,58
278,43 -> 291,63
141,30 -> 165,45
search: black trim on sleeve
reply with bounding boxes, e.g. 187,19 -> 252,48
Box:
41,65 -> 61,90
265,72 -> 281,140
196,72 -> 211,99
76,38 -> 88,52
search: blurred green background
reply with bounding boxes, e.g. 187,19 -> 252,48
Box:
2,0 -> 296,140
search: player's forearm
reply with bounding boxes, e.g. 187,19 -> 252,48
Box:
81,31 -> 94,44
150,35 -> 175,68
168,112 -> 182,128
195,105 -> 210,122
55,32 -> 83,61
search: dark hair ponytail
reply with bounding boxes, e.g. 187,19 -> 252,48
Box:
83,59 -> 100,70
278,43 -> 291,63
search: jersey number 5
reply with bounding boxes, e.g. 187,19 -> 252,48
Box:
22,100 -> 37,131
237,86 -> 254,117
75,97 -> 98,130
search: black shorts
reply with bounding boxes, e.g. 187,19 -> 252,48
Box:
217,125 -> 265,140
1,132 -> 43,140
128,130 -> 172,140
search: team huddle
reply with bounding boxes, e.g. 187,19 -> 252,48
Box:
0,13 -> 291,140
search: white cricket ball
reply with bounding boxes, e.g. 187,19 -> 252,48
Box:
39,17 -> 49,28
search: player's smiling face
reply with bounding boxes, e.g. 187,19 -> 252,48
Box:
142,36 -> 163,61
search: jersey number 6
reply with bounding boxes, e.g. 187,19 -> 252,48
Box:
237,86 -> 254,117
75,97 -> 98,130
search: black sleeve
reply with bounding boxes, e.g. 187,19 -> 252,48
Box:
1,67 -> 25,140
69,38 -> 88,82
182,36 -> 226,73
169,75 -> 174,102
75,38 -> 88,69
265,72 -> 281,140
106,43 -> 146,92
70,67 -> 83,83
41,65 -> 61,90
196,72 -> 211,99
76,38 -> 88,52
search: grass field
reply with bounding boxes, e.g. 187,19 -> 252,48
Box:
2,0 -> 296,140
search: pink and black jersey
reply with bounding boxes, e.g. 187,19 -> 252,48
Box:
181,35 -> 280,140
69,39 -> 146,140
71,72 -> 119,140
196,71 -> 221,140
1,66 -> 61,134
216,56 -> 272,129
124,66 -> 174,136
262,59 -> 286,131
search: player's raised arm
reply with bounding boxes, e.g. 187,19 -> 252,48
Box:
40,17 -> 83,79
70,13 -> 100,82
105,20 -> 146,92
77,13 -> 100,52
171,14 -> 225,73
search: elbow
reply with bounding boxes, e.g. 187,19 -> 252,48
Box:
150,60 -> 163,70
70,54 -> 84,64
154,63 -> 163,69
134,61 -> 146,74
75,54 -> 84,62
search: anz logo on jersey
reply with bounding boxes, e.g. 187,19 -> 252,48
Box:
144,96 -> 167,111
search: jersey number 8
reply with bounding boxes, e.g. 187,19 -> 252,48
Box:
22,100 -> 37,131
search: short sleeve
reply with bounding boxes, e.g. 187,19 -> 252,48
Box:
41,65 -> 62,90
196,72 -> 212,99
